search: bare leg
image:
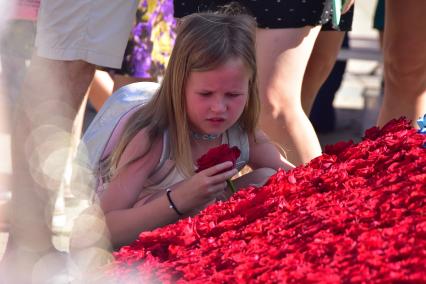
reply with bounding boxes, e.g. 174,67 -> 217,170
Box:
87,70 -> 114,112
0,54 -> 29,232
1,55 -> 95,282
86,72 -> 153,113
302,31 -> 346,114
377,0 -> 426,127
257,26 -> 322,165
112,74 -> 154,92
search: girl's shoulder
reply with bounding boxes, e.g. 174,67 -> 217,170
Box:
229,124 -> 265,148
248,128 -> 269,143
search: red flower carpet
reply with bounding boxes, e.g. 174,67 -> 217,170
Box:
110,119 -> 426,283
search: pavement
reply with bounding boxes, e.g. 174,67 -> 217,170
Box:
0,0 -> 382,260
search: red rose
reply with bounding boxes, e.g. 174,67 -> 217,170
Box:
195,144 -> 241,173
195,144 -> 241,194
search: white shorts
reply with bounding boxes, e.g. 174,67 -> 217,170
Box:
35,0 -> 139,68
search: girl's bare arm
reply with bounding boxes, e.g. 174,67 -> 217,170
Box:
248,129 -> 295,171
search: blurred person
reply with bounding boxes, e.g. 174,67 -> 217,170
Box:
0,0 -> 139,282
174,0 -> 355,165
377,0 -> 426,127
83,0 -> 176,133
0,0 -> 39,244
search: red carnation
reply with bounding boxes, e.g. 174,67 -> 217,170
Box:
195,144 -> 241,192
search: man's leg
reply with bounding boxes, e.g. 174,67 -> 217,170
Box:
1,55 -> 95,283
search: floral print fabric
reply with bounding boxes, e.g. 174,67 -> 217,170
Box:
118,0 -> 176,79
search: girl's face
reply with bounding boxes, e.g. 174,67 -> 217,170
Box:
185,57 -> 250,136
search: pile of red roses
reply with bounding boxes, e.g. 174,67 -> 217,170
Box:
109,118 -> 426,283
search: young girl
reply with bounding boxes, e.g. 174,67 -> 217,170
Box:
98,11 -> 294,248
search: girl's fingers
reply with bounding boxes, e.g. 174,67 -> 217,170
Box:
209,168 -> 238,184
202,161 -> 233,176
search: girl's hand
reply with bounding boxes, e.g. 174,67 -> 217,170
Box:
342,0 -> 355,14
186,161 -> 238,203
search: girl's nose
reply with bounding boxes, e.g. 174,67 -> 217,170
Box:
210,98 -> 227,112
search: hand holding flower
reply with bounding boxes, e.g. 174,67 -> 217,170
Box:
195,144 -> 241,193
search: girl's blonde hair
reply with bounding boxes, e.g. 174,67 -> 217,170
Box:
107,11 -> 260,178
